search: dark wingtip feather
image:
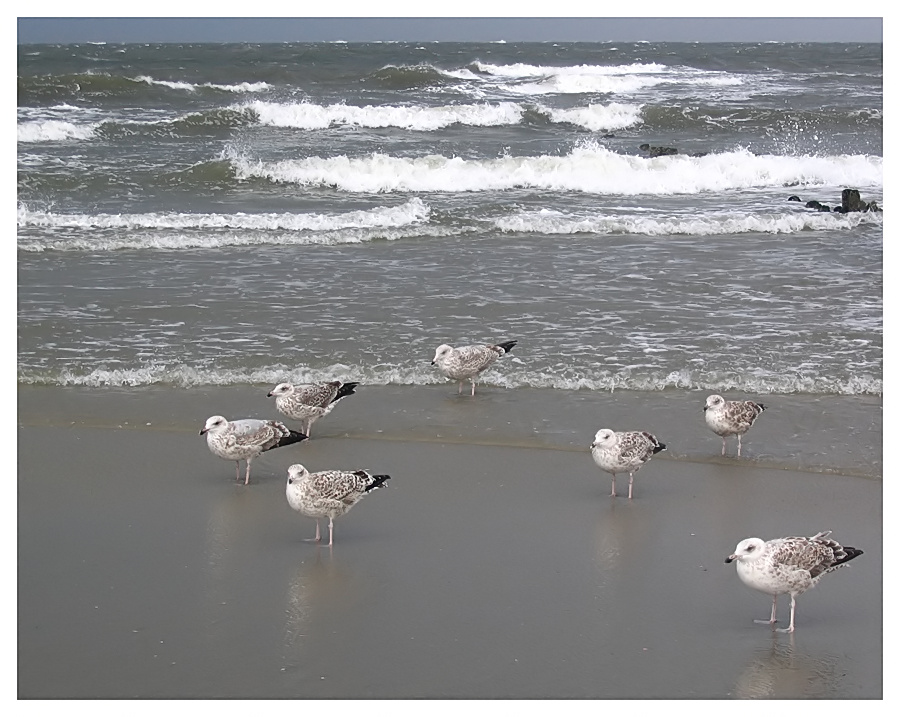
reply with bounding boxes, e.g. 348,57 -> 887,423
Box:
366,474 -> 391,492
332,382 -> 359,402
263,428 -> 309,451
836,546 -> 864,566
276,430 -> 308,448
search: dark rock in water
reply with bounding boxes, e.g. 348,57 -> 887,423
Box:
840,188 -> 880,213
639,143 -> 679,157
793,188 -> 881,213
842,188 -> 866,212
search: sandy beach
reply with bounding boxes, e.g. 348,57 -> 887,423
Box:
18,33 -> 883,705
17,384 -> 881,699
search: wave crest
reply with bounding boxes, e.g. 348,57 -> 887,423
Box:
18,119 -> 97,142
17,363 -> 882,396
231,144 -> 884,195
242,100 -> 524,131
493,207 -> 881,236
17,199 -> 433,251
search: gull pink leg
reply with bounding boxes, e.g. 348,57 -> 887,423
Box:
628,473 -> 634,500
327,517 -> 335,547
610,474 -> 617,497
302,520 -> 320,543
776,595 -> 797,633
235,461 -> 241,482
754,595 -> 778,625
737,434 -> 743,457
244,457 -> 252,485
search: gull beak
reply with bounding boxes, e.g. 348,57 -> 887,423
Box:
199,427 -> 208,435
266,391 -> 274,397
430,360 -> 436,365
725,554 -> 736,564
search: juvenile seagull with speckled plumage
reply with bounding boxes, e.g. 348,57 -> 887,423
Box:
200,416 -> 307,485
726,531 -> 863,633
267,380 -> 358,437
285,463 -> 391,547
590,428 -> 666,499
431,340 -> 517,396
704,394 -> 767,457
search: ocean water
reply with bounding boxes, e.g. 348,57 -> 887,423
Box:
17,41 -> 883,396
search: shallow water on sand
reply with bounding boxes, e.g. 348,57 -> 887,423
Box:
17,386 -> 881,699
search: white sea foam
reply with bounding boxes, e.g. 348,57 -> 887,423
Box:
243,100 -> 524,131
243,99 -> 643,132
133,75 -> 269,93
231,145 -> 884,195
204,81 -> 270,93
849,108 -> 882,120
473,61 -> 669,78
17,120 -> 97,143
492,369 -> 882,396
537,102 -> 644,131
16,226 -> 462,252
503,74 -> 668,96
441,68 -> 483,81
134,75 -> 197,92
16,363 -> 882,396
471,61 -> 741,95
17,198 -> 429,232
16,199 -> 441,252
493,208 -> 880,236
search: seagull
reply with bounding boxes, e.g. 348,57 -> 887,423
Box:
285,463 -> 391,546
200,415 -> 307,485
726,531 -> 863,633
267,380 -> 359,437
431,340 -> 517,395
590,428 -> 666,499
704,394 -> 767,457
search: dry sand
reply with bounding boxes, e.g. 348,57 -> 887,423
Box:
17,385 -> 882,699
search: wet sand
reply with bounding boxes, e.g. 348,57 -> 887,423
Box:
17,385 -> 882,699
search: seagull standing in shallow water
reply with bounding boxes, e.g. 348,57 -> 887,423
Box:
704,394 -> 767,457
431,340 -> 517,395
590,428 -> 666,499
285,463 -> 391,547
267,380 -> 358,437
200,415 -> 307,485
726,531 -> 863,633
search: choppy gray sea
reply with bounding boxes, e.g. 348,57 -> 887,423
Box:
18,41 -> 883,396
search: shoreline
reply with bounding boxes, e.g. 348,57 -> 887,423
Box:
17,383 -> 883,478
18,385 -> 882,698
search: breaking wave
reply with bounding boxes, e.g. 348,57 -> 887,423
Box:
232,144 -> 883,195
17,363 -> 882,396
